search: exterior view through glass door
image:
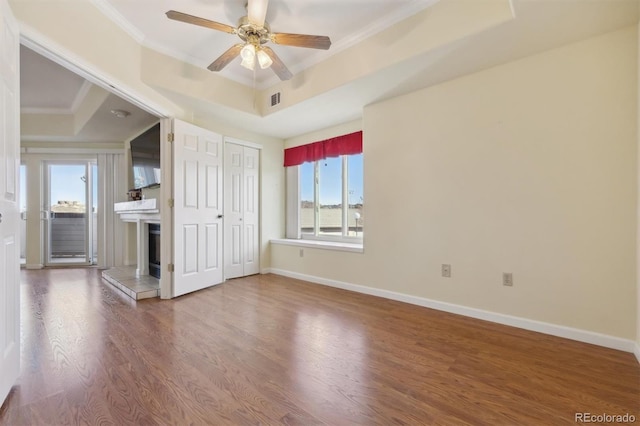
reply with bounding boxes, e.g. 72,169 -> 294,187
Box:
44,161 -> 97,265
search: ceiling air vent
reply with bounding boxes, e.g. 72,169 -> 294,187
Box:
270,92 -> 281,107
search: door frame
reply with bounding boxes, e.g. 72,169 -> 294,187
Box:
42,159 -> 96,266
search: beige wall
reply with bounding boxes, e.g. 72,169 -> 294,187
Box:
285,120 -> 362,149
272,26 -> 638,340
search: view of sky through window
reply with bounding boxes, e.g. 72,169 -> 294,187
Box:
300,154 -> 363,205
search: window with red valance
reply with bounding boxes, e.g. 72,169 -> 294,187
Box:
284,130 -> 364,242
283,131 -> 362,167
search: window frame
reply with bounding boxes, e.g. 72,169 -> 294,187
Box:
298,154 -> 363,244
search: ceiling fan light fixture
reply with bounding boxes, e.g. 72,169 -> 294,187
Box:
240,43 -> 255,60
256,48 -> 272,69
240,43 -> 256,70
240,56 -> 255,70
166,2 -> 330,81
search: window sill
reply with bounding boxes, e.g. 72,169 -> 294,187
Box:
270,238 -> 363,253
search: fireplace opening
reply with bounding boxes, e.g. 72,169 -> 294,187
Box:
149,223 -> 161,279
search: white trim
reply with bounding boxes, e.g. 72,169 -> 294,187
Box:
224,136 -> 262,150
159,118 -> 173,299
269,268 -> 636,353
21,106 -> 70,115
634,343 -> 640,364
285,167 -> 300,239
22,147 -> 124,155
508,0 -> 516,18
271,238 -> 363,253
25,264 -> 44,270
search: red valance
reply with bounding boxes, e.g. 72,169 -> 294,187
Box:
284,131 -> 362,167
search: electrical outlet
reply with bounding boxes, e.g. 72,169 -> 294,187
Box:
299,249 -> 304,258
441,264 -> 451,278
503,272 -> 513,286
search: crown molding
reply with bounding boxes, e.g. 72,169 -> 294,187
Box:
21,107 -> 72,115
92,0 -> 440,91
90,0 -> 145,43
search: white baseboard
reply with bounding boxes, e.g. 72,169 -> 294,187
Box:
634,343 -> 640,364
25,264 -> 44,270
269,268 -> 636,354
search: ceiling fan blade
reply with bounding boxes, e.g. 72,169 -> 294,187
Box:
247,0 -> 269,27
271,33 -> 331,50
261,47 -> 292,81
166,10 -> 236,34
207,44 -> 244,72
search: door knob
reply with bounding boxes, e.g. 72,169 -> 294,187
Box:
217,214 -> 223,219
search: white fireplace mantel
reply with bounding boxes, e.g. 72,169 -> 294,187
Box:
115,199 -> 160,277
114,198 -> 160,221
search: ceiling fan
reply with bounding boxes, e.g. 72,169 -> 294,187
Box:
166,0 -> 332,81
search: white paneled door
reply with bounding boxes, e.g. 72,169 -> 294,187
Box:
224,143 -> 259,279
172,120 -> 224,297
0,0 -> 20,407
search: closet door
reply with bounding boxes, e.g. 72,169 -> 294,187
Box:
242,146 -> 259,275
224,143 -> 259,279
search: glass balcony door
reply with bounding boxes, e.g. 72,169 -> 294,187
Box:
43,161 -> 97,266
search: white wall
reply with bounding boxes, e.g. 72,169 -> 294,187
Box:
636,21 -> 640,360
256,138 -> 285,271
272,26 -> 638,341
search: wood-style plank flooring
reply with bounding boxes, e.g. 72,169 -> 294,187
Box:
1,268 -> 638,425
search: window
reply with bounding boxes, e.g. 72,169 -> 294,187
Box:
284,130 -> 363,245
299,153 -> 363,241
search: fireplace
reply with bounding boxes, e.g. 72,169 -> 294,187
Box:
148,223 -> 161,279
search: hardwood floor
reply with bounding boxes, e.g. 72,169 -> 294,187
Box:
1,268 -> 638,425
